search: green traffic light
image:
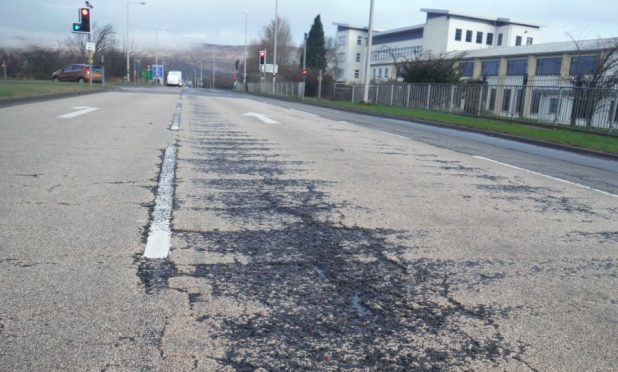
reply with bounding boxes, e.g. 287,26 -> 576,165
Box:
73,23 -> 81,31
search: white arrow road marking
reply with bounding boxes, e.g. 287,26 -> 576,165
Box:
57,106 -> 99,119
242,112 -> 280,124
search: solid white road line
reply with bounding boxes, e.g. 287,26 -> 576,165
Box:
144,144 -> 177,259
473,155 -> 618,199
57,106 -> 99,119
242,112 -> 280,124
170,113 -> 181,131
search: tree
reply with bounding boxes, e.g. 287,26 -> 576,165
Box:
249,16 -> 299,82
398,52 -> 462,84
304,15 -> 326,70
64,24 -> 118,65
566,37 -> 618,127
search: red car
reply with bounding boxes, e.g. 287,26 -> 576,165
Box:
52,64 -> 102,83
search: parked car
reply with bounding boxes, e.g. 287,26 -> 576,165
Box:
52,64 -> 102,83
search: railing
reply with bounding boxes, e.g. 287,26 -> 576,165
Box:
236,80 -> 618,133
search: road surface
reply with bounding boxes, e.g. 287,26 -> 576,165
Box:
0,87 -> 616,370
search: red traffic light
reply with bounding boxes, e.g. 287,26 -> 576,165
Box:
301,68 -> 308,76
81,8 -> 89,16
259,51 -> 265,57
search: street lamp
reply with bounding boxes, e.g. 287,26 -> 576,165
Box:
362,0 -> 375,103
242,11 -> 248,86
272,0 -> 278,88
126,1 -> 146,83
155,28 -> 168,85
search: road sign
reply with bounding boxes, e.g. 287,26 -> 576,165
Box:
258,64 -> 278,74
152,64 -> 164,79
86,42 -> 95,52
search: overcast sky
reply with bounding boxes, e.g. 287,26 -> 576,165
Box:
1,0 -> 617,50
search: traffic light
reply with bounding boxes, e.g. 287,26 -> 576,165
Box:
72,7 -> 91,33
258,50 -> 266,65
301,68 -> 308,76
235,59 -> 240,70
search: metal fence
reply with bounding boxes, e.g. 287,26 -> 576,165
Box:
237,80 -> 618,133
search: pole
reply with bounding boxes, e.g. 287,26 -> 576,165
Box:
200,61 -> 203,88
362,0 -> 375,103
88,32 -> 93,89
101,55 -> 105,88
155,30 -> 158,85
302,33 -> 307,100
2,59 -> 6,80
242,11 -> 248,86
272,0 -> 278,88
212,47 -> 215,91
126,2 -> 130,82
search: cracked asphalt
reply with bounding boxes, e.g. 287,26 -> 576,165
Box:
1,87 -> 617,370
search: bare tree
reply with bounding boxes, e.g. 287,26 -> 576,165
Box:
64,24 -> 117,63
566,36 -> 618,127
248,16 -> 300,81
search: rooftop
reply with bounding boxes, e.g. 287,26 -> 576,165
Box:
421,8 -> 542,29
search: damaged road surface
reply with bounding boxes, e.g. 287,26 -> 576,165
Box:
141,91 -> 617,370
1,87 -> 615,371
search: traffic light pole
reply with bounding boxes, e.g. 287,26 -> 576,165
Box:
302,33 -> 307,101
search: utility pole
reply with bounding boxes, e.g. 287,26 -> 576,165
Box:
212,47 -> 216,91
2,59 -> 7,80
200,61 -> 203,88
362,0 -> 375,103
302,33 -> 307,100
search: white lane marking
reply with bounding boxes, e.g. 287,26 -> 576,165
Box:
288,108 -> 319,118
337,120 -> 349,124
473,156 -> 618,199
380,131 -> 409,140
57,106 -> 99,119
170,113 -> 181,131
144,144 -> 177,258
242,112 -> 280,124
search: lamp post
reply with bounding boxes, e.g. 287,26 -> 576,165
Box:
242,11 -> 248,86
126,1 -> 146,83
155,28 -> 168,85
212,47 -> 216,91
302,32 -> 307,100
362,0 -> 375,103
272,0 -> 278,88
200,61 -> 203,88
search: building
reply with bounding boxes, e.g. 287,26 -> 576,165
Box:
335,8 -> 542,84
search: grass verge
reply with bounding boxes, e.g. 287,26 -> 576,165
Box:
0,80 -> 104,101
303,98 -> 618,155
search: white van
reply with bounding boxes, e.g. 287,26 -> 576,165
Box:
166,71 -> 183,87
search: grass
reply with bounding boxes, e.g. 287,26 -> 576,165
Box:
0,80 -> 103,101
303,98 -> 618,155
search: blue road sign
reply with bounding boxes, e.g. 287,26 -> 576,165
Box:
152,64 -> 164,79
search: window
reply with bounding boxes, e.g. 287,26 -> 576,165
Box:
476,31 -> 483,44
378,68 -> 382,78
465,30 -> 473,42
526,37 -> 533,45
570,55 -> 599,75
357,36 -> 362,45
336,69 -> 344,79
536,57 -> 562,75
502,89 -> 512,112
489,88 -> 497,111
354,69 -> 360,78
507,59 -> 528,75
482,60 -> 500,76
460,61 -> 474,77
515,36 -> 522,46
384,68 -> 389,79
497,33 -> 503,46
486,33 -> 494,45
514,89 -> 523,114
455,28 -> 462,41
337,36 -> 347,46
373,69 -> 377,80
371,46 -> 422,61
355,53 -> 361,62
531,91 -> 541,114
549,98 -> 559,114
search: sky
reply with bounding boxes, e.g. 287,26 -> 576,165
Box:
0,0 -> 617,51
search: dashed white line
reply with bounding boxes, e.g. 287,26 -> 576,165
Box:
242,112 -> 280,124
380,131 -> 409,140
144,144 -> 177,258
473,156 -> 618,199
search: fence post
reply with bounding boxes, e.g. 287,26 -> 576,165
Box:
426,85 -> 431,109
406,84 -> 411,108
390,84 -> 395,106
477,85 -> 483,117
554,88 -> 564,126
351,85 -> 355,103
449,85 -> 455,113
375,84 -> 379,103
